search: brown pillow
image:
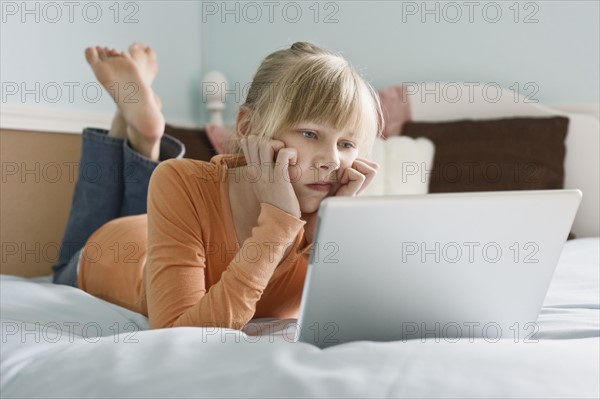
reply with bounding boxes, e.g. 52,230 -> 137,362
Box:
401,116 -> 574,239
164,124 -> 217,162
401,117 -> 569,193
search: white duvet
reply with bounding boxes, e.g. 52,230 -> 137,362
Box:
1,238 -> 599,398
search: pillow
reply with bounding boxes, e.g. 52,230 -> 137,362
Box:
401,117 -> 569,193
401,116 -> 574,239
377,85 -> 412,138
360,136 -> 435,196
164,124 -> 217,162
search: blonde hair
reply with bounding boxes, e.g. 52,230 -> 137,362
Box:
227,41 -> 384,158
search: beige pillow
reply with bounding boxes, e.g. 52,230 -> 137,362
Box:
361,136 -> 435,196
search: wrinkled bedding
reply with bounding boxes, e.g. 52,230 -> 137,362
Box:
1,238 -> 598,398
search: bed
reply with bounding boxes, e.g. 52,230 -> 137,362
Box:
1,84 -> 599,398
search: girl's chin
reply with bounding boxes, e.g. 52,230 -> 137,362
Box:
300,201 -> 318,212
299,196 -> 331,214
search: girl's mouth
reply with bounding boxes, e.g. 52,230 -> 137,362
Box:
306,183 -> 332,192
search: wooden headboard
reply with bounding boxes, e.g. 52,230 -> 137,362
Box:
0,124 -> 217,278
1,129 -> 82,277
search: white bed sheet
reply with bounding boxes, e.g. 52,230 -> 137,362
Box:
1,238 -> 599,398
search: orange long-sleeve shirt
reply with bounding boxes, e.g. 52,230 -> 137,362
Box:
78,154 -> 312,330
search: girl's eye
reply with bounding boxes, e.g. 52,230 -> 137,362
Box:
300,130 -> 356,149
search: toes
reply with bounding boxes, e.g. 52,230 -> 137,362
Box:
106,47 -> 123,57
97,46 -> 106,61
91,45 -> 128,62
129,42 -> 146,55
144,46 -> 157,60
84,47 -> 100,65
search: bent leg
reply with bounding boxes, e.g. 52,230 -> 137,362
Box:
121,132 -> 185,216
53,42 -> 185,287
52,130 -> 185,287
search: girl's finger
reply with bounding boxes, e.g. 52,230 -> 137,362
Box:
275,147 -> 298,182
340,167 -> 350,185
351,159 -> 379,195
355,157 -> 380,170
352,159 -> 379,175
258,139 -> 285,182
337,168 -> 365,196
260,139 -> 285,167
246,135 -> 262,167
243,135 -> 263,181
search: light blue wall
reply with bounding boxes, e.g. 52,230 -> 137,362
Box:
1,1 -> 203,125
203,0 -> 600,124
2,1 -> 598,127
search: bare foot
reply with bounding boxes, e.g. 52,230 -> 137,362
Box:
108,90 -> 162,139
106,44 -> 161,140
127,42 -> 158,86
85,44 -> 164,160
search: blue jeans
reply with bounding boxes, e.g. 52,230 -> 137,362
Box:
51,128 -> 185,287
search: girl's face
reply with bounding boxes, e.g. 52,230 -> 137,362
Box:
274,122 -> 360,214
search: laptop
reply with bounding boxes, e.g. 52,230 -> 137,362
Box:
296,189 -> 582,348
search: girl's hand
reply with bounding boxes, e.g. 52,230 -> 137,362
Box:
239,135 -> 302,218
334,158 -> 380,197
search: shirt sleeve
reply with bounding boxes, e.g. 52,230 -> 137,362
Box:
145,160 -> 306,330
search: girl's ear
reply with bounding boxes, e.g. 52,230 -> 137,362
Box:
235,106 -> 252,143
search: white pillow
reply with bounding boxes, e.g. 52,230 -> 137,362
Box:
361,136 -> 435,196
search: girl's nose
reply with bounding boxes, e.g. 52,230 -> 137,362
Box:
313,144 -> 340,173
315,161 -> 335,171
314,158 -> 340,173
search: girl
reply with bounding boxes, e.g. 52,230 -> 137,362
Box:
52,41 -> 383,331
